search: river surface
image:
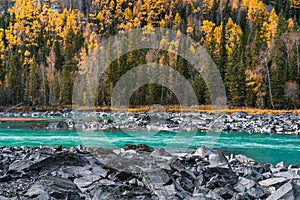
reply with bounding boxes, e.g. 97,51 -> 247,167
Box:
0,120 -> 299,166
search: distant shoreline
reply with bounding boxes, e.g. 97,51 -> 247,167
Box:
0,117 -> 65,122
2,105 -> 300,114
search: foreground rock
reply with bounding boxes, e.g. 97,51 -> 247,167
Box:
0,145 -> 298,199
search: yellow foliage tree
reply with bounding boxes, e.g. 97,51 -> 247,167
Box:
40,3 -> 64,45
0,28 -> 4,66
202,18 -> 242,56
268,8 -> 278,38
245,69 -> 266,107
200,20 -> 216,52
243,0 -> 268,22
287,18 -> 295,31
226,18 -> 243,55
290,0 -> 300,9
5,25 -> 21,50
8,0 -> 41,48
174,13 -> 181,29
232,0 -> 240,10
202,0 -> 214,14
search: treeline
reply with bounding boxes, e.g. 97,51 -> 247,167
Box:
0,0 -> 299,109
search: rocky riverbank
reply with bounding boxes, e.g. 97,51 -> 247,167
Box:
36,110 -> 300,134
2,110 -> 300,134
0,145 -> 299,199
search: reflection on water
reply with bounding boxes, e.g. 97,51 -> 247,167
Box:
0,120 -> 299,165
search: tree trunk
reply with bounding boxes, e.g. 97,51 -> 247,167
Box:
49,80 -> 53,106
297,40 -> 300,79
48,47 -> 55,106
58,71 -> 62,105
266,63 -> 274,109
41,63 -> 47,105
160,80 -> 164,105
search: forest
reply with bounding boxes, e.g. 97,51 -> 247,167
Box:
0,0 -> 299,109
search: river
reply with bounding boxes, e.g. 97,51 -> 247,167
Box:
0,120 -> 299,165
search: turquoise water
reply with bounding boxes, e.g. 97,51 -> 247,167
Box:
0,120 -> 299,166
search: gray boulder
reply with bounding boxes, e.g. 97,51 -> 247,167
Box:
25,176 -> 81,200
266,181 -> 294,200
259,177 -> 288,187
194,146 -> 229,168
234,177 -> 256,192
142,169 -> 176,200
150,148 -> 171,157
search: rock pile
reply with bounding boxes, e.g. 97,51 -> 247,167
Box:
0,145 -> 298,199
47,111 -> 300,134
2,110 -> 300,134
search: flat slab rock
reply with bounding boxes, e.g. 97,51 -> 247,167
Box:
259,177 -> 288,187
266,181 -> 295,200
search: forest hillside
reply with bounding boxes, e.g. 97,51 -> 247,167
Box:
0,0 -> 299,109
